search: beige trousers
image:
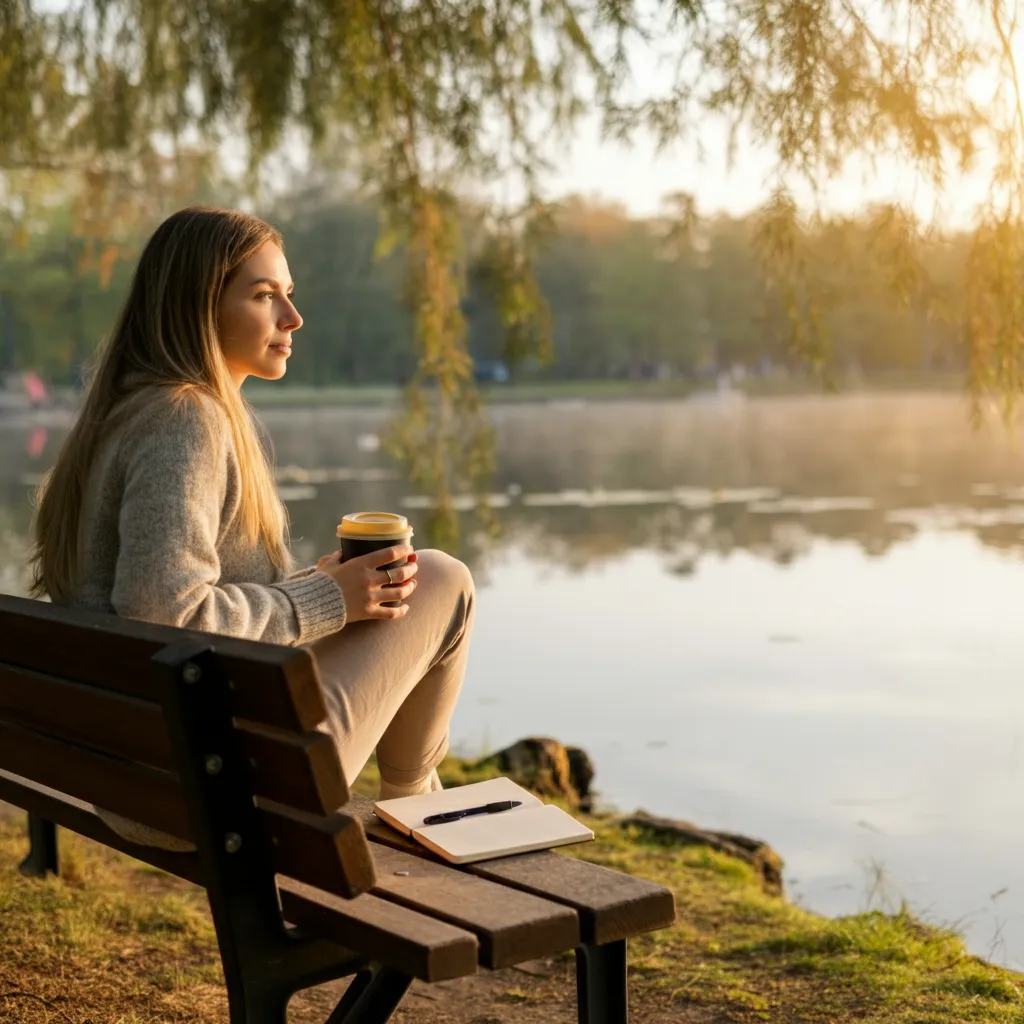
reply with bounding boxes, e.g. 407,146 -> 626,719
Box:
307,548 -> 475,796
95,549 -> 475,851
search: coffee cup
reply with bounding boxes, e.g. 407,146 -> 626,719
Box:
336,511 -> 415,607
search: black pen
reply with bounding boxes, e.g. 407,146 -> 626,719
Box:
422,800 -> 522,826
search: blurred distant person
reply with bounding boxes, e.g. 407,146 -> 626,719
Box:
23,370 -> 48,406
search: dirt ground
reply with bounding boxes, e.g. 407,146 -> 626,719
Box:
291,959 -> 714,1024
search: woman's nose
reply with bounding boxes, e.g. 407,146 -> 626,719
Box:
280,298 -> 303,332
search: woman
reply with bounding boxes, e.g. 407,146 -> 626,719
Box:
30,206 -> 475,851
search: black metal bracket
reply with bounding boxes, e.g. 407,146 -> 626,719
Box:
19,813 -> 58,878
325,966 -> 414,1024
153,639 -> 410,1024
576,940 -> 628,1024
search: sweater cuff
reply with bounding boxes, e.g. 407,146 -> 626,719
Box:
274,571 -> 346,644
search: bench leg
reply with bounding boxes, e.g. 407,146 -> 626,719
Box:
230,989 -> 290,1024
325,965 -> 413,1024
19,814 -> 58,878
576,940 -> 628,1024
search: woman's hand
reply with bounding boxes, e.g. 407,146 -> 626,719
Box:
316,545 -> 419,622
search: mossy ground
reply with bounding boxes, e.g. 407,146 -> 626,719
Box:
1,757 -> 1021,1023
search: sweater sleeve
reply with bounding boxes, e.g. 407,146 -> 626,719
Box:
110,395 -> 346,644
285,565 -> 319,581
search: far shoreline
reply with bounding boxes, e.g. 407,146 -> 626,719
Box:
242,371 -> 967,409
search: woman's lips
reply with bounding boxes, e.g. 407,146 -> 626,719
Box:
270,343 -> 292,355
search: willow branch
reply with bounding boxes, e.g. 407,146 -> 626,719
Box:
839,0 -> 898,77
375,2 -> 420,187
991,0 -> 1024,165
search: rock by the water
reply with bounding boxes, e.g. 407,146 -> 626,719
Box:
477,737 -> 593,809
565,746 -> 595,811
620,810 -> 784,895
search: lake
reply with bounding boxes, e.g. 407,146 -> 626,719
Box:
3,391 -> 1024,968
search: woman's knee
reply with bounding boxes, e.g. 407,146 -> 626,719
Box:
415,548 -> 474,602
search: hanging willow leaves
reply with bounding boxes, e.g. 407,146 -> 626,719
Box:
752,190 -> 835,386
5,0 -> 1024,541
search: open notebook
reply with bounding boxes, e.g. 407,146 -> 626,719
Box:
373,777 -> 594,864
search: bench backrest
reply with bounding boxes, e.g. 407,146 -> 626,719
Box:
0,593 -> 375,898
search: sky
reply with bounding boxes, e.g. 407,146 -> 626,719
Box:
540,113 -> 993,225
498,8 -> 1013,228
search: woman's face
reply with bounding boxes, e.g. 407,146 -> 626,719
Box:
217,241 -> 303,387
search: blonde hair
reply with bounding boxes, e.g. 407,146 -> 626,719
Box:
30,206 -> 293,602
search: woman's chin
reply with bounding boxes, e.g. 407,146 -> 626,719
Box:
251,361 -> 289,382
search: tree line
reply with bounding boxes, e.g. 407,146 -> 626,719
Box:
0,187 -> 968,388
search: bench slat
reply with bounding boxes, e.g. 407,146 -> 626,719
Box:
241,720 -> 349,814
258,799 -> 376,900
0,722 -> 374,897
0,768 -> 200,881
0,663 -> 349,814
0,594 -> 327,731
350,794 -> 677,945
364,842 -> 579,968
0,772 -> 477,985
0,717 -> 190,836
455,847 -> 677,946
278,878 -> 479,983
0,662 -> 165,767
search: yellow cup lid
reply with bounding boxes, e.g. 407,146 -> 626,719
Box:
337,511 -> 413,538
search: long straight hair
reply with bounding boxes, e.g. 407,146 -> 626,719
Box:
31,206 -> 293,602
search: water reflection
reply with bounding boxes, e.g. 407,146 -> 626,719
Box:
473,395 -> 1024,573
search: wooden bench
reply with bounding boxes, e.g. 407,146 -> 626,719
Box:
0,593 -> 676,1023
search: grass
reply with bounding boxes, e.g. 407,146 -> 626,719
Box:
2,755 -> 1023,1023
560,817 -> 1024,1022
0,815 -> 223,1023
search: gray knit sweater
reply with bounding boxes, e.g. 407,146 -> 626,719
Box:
70,385 -> 346,644
68,385 -> 346,853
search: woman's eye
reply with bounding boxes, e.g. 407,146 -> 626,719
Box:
257,291 -> 274,300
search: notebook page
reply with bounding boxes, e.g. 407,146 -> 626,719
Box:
373,776 -> 543,835
411,804 -> 594,864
